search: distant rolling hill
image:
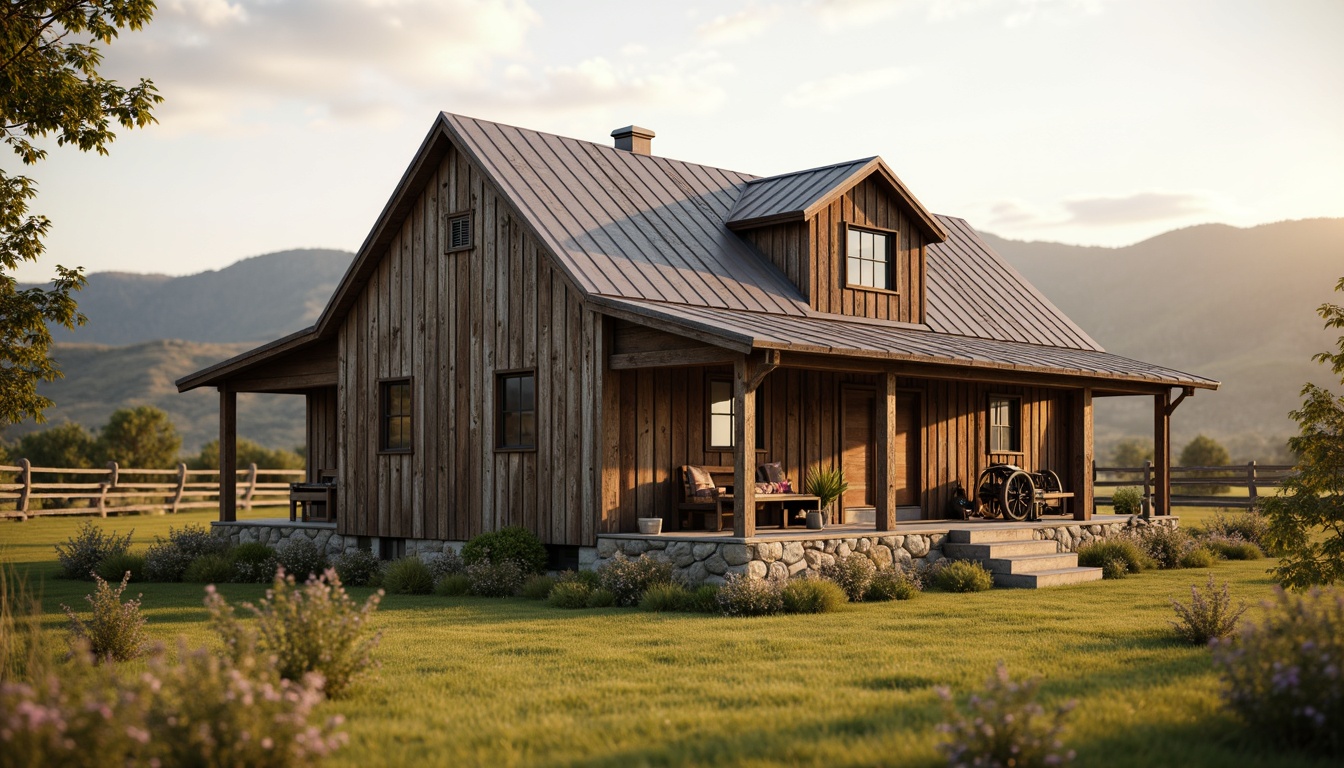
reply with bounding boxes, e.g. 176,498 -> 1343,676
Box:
6,220 -> 1342,461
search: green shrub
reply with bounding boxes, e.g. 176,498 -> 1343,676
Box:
460,526 -> 548,574
465,560 -> 525,597
207,569 -> 383,698
1111,486 -> 1144,516
1199,509 -> 1273,552
781,577 -> 847,613
597,553 -> 675,607
548,580 -> 591,609
1200,533 -> 1264,561
1213,587 -> 1343,755
229,542 -> 278,583
520,574 -> 556,600
427,549 -> 465,580
1138,525 -> 1196,570
61,572 -> 148,662
382,557 -> 435,595
585,588 -> 616,608
819,555 -> 876,602
330,548 -> 381,587
556,569 -> 600,589
1101,558 -> 1130,580
275,538 -> 328,580
54,521 -> 131,580
640,581 -> 691,612
183,553 -> 235,584
937,662 -> 1076,767
686,584 -> 720,613
716,574 -> 783,617
143,524 -> 231,583
932,561 -> 994,593
165,524 -> 230,560
1180,546 -> 1217,569
1077,538 -> 1150,576
435,574 -> 471,597
1170,575 -> 1247,645
865,566 -> 921,601
93,552 -> 145,583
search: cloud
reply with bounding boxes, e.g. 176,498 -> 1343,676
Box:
696,5 -> 781,44
1061,192 -> 1208,226
809,0 -> 1105,29
783,66 -> 913,109
479,54 -> 732,115
808,0 -> 901,29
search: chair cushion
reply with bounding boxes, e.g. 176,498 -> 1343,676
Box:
757,461 -> 786,484
686,465 -> 716,495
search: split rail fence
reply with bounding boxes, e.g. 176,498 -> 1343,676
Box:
1093,461 -> 1294,510
0,460 -> 304,521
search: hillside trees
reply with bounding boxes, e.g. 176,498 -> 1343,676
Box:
1261,277 -> 1344,587
189,438 -> 304,472
1111,438 -> 1154,467
94,405 -> 179,468
1180,434 -> 1232,495
0,1 -> 161,424
13,421 -> 95,468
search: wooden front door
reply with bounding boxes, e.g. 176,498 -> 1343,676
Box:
842,389 -> 874,511
843,389 -> 921,513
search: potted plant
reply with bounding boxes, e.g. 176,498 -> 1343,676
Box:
804,466 -> 848,530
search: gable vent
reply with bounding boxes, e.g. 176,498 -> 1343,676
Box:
446,213 -> 472,252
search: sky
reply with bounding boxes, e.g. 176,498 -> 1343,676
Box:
15,0 -> 1344,281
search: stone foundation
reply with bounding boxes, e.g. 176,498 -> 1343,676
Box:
592,516 -> 1179,585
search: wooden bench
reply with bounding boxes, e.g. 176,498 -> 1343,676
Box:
678,465 -> 821,532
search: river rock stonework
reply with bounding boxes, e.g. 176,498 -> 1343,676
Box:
211,521 -> 463,559
591,516 -> 1179,584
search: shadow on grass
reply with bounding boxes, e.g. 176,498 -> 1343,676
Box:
1071,713 -> 1339,768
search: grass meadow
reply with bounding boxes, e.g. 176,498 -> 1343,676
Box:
1,507 -> 1333,768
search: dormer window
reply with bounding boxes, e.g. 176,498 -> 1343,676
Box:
845,224 -> 894,291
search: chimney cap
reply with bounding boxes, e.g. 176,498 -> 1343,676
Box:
611,125 -> 656,154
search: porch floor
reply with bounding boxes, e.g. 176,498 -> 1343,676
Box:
609,514 -> 1169,544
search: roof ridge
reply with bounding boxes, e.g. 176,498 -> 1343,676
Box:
741,156 -> 877,186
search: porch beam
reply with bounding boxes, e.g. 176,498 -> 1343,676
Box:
1071,387 -> 1094,521
219,385 -> 237,523
732,354 -> 759,538
875,372 -> 897,530
608,345 -> 738,370
1154,390 -> 1172,515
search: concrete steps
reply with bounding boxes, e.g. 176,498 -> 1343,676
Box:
944,526 -> 1102,589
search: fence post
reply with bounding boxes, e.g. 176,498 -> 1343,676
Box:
1142,460 -> 1153,517
16,458 -> 31,522
96,461 -> 119,518
1247,460 -> 1258,504
170,462 -> 187,514
241,463 -> 258,511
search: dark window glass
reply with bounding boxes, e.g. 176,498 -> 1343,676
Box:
497,372 -> 536,450
381,380 -> 412,452
846,227 -> 892,290
988,396 -> 1021,453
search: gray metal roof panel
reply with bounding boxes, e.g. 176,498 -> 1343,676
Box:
727,158 -> 875,226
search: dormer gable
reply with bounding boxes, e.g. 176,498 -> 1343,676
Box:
729,157 -> 946,324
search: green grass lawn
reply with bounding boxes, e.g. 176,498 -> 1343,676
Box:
1,509 -> 1330,767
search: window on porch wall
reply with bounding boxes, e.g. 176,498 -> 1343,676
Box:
988,395 -> 1021,453
707,376 -> 764,451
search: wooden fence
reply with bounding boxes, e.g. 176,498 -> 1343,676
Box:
1094,461 -> 1294,510
0,460 -> 305,521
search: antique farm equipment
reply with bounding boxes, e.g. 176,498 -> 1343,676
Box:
975,464 -> 1067,521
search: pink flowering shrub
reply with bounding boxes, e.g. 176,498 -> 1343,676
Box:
1213,587 -> 1344,755
936,662 -> 1075,768
208,567 -> 383,698
0,640 -> 344,767
61,572 -> 148,663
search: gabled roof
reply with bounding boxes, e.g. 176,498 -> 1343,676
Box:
726,156 -> 947,241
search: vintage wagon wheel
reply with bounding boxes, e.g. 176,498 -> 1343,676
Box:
975,466 -> 1001,519
1038,469 -> 1063,494
998,470 -> 1036,521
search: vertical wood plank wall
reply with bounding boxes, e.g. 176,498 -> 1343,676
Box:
743,177 -> 927,324
610,366 -> 1075,530
336,141 -> 598,546
305,388 -> 338,482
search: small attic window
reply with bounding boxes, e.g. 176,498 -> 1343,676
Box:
445,212 -> 472,253
845,224 -> 894,292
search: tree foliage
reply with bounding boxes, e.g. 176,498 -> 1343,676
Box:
13,420 -> 95,468
189,438 -> 305,471
0,1 -> 161,424
1261,277 -> 1344,588
1180,434 -> 1232,495
1111,437 -> 1154,467
94,405 -> 180,468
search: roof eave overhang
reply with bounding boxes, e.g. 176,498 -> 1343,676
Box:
175,326 -> 320,392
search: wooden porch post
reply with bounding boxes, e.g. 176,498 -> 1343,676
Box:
1071,387 -> 1093,521
1154,390 -> 1171,516
875,371 -> 897,530
732,355 -> 757,538
219,385 -> 237,523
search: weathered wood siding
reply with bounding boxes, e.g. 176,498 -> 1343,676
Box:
743,177 -> 928,323
609,366 -> 1077,529
305,387 -> 338,482
336,140 -> 599,546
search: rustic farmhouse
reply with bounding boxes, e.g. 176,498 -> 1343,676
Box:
178,113 -> 1217,571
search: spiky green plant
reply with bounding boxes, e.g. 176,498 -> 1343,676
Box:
804,465 -> 849,518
